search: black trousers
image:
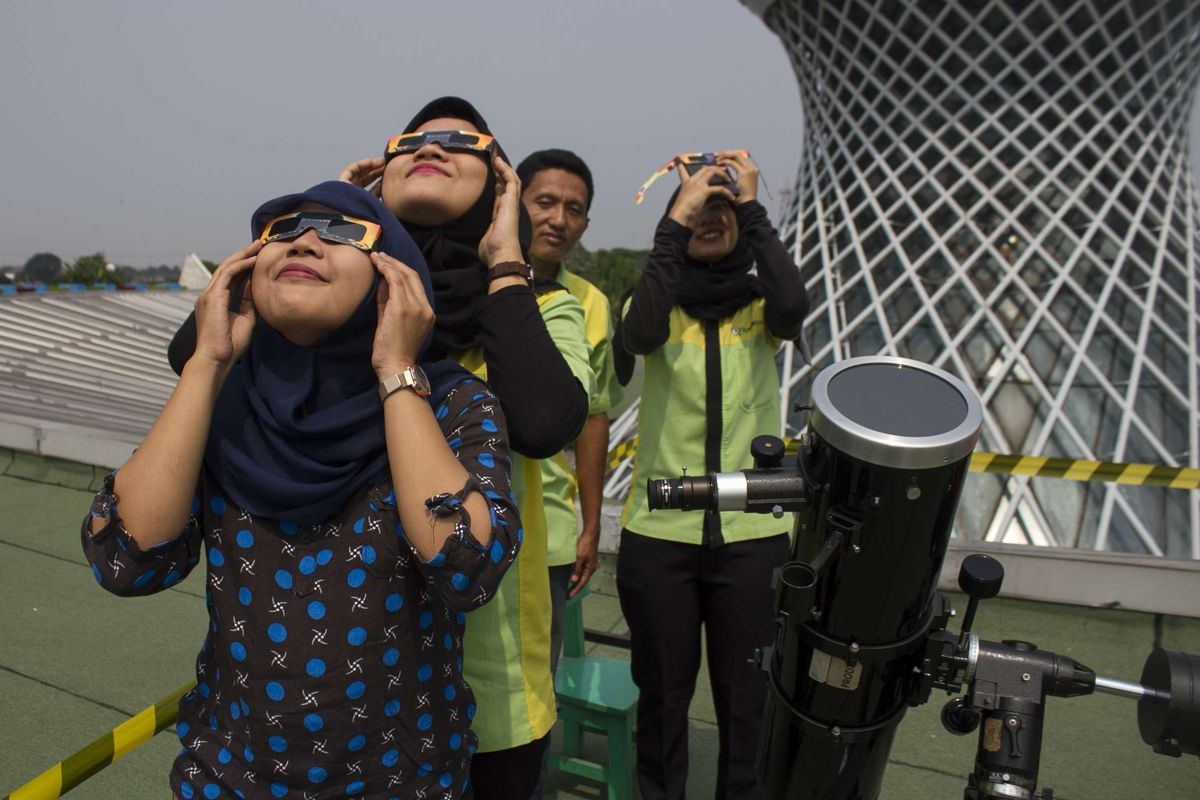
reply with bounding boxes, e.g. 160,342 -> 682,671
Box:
469,733 -> 551,800
616,530 -> 789,800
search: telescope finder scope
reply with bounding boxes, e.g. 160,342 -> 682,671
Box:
646,468 -> 807,515
646,475 -> 716,512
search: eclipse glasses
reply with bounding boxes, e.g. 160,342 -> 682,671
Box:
259,212 -> 382,252
635,151 -> 751,205
384,130 -> 498,161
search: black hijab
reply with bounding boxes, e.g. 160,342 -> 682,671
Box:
203,181 -> 468,526
392,96 -> 531,356
665,188 -> 761,320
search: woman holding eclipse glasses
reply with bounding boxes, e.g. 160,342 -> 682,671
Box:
165,97 -> 591,798
84,180 -> 522,799
338,96 -> 593,799
617,152 -> 808,799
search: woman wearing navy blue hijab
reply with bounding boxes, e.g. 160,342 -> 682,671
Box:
82,182 -> 522,799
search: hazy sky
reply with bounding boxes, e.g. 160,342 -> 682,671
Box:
0,1 -> 1197,268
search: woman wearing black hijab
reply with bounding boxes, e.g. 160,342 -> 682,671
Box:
84,182 -> 522,799
616,153 -> 808,800
339,97 -> 594,798
339,96 -> 591,455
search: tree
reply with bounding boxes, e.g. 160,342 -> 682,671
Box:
566,243 -> 647,311
22,252 -> 62,284
109,264 -> 135,285
62,252 -> 109,284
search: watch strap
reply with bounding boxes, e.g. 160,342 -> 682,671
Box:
378,365 -> 431,401
486,260 -> 533,284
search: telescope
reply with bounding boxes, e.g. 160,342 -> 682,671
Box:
647,356 -> 1199,799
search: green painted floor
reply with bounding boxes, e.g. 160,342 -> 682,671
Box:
2,467 -> 1198,799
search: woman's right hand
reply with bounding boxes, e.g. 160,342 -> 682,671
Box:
339,157 -> 386,198
193,241 -> 260,369
666,164 -> 738,227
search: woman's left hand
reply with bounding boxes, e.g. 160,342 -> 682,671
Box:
717,150 -> 758,204
479,156 -> 525,268
371,251 -> 435,378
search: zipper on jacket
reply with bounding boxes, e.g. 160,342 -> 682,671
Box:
702,320 -> 725,549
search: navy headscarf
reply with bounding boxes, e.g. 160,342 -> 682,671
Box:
203,181 -> 468,525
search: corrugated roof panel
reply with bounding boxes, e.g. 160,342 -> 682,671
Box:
0,292 -> 195,461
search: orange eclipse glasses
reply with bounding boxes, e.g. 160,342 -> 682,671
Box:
635,151 -> 751,205
384,130 -> 498,161
259,212 -> 382,252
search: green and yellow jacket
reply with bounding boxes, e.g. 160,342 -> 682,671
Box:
619,200 -> 808,546
540,266 -> 623,567
454,285 -> 592,752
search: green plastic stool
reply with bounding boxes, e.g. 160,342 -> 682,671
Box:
549,583 -> 639,800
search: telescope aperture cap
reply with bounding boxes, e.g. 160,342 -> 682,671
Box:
1138,648 -> 1200,757
808,356 -> 982,470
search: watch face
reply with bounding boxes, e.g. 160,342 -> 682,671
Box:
411,367 -> 432,397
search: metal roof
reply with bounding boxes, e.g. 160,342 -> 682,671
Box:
0,291 -> 195,467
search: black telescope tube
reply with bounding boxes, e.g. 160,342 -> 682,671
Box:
757,447 -> 974,800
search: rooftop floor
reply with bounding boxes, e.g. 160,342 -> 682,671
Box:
1,457 -> 1198,799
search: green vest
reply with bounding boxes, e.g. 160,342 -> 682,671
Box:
456,289 -> 593,751
621,298 -> 794,544
540,267 -> 623,567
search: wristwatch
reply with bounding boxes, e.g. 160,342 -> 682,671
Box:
378,365 -> 432,401
487,260 -> 533,285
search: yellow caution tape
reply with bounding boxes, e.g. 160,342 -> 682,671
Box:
605,437 -> 640,471
2,681 -> 195,800
607,436 -> 1200,489
968,453 -> 1200,489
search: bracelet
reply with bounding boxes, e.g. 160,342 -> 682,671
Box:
486,261 -> 533,285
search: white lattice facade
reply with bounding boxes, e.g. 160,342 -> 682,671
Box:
733,0 -> 1200,558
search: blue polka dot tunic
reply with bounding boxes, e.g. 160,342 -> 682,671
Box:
82,379 -> 520,799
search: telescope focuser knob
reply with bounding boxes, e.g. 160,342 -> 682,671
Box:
959,554 -> 1004,599
957,554 -> 1004,637
751,435 -> 786,468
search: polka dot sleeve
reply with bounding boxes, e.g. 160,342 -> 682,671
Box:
390,378 -> 522,613
80,472 -> 204,596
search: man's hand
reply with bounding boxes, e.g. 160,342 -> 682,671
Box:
569,526 -> 600,598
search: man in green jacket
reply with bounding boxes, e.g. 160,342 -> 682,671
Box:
517,149 -> 623,679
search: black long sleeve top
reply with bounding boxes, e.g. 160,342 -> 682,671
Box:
620,199 -> 808,354
471,285 -> 588,458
